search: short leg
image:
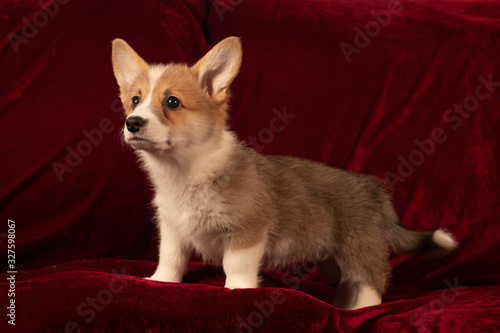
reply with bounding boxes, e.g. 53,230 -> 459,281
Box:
223,239 -> 266,289
351,283 -> 382,309
331,252 -> 387,309
333,281 -> 382,310
331,226 -> 390,309
148,222 -> 189,283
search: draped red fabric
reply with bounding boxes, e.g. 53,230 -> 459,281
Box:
1,0 -> 499,332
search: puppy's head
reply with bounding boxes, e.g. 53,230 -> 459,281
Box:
111,37 -> 242,153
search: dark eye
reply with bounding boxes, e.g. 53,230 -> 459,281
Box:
132,96 -> 140,108
165,96 -> 181,110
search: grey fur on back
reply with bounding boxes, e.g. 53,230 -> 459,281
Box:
216,143 -> 454,294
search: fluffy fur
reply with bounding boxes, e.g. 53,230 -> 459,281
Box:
111,37 -> 458,309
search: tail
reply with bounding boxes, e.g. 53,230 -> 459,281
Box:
389,224 -> 458,256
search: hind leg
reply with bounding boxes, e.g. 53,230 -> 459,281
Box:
319,257 -> 360,308
319,257 -> 358,308
332,244 -> 390,309
332,279 -> 382,310
333,273 -> 384,310
351,282 -> 382,309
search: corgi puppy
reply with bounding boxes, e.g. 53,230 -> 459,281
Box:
111,37 -> 458,309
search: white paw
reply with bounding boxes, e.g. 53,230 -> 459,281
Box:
224,275 -> 258,289
350,284 -> 382,310
145,272 -> 182,283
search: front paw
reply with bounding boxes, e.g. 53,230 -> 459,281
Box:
145,272 -> 182,283
224,275 -> 258,289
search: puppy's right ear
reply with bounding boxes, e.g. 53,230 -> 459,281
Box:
111,39 -> 148,90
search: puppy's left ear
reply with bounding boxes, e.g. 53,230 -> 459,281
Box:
191,37 -> 242,100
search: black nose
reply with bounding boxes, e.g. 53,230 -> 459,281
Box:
126,116 -> 146,133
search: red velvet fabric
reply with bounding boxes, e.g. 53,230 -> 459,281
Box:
1,0 -> 499,332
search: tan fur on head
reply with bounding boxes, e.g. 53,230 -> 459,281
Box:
111,37 -> 242,152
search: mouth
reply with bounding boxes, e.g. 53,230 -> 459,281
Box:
126,136 -> 172,151
126,136 -> 155,149
129,137 -> 150,142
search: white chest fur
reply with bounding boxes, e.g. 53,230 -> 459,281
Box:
155,182 -> 228,234
138,131 -> 237,261
154,184 -> 229,261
